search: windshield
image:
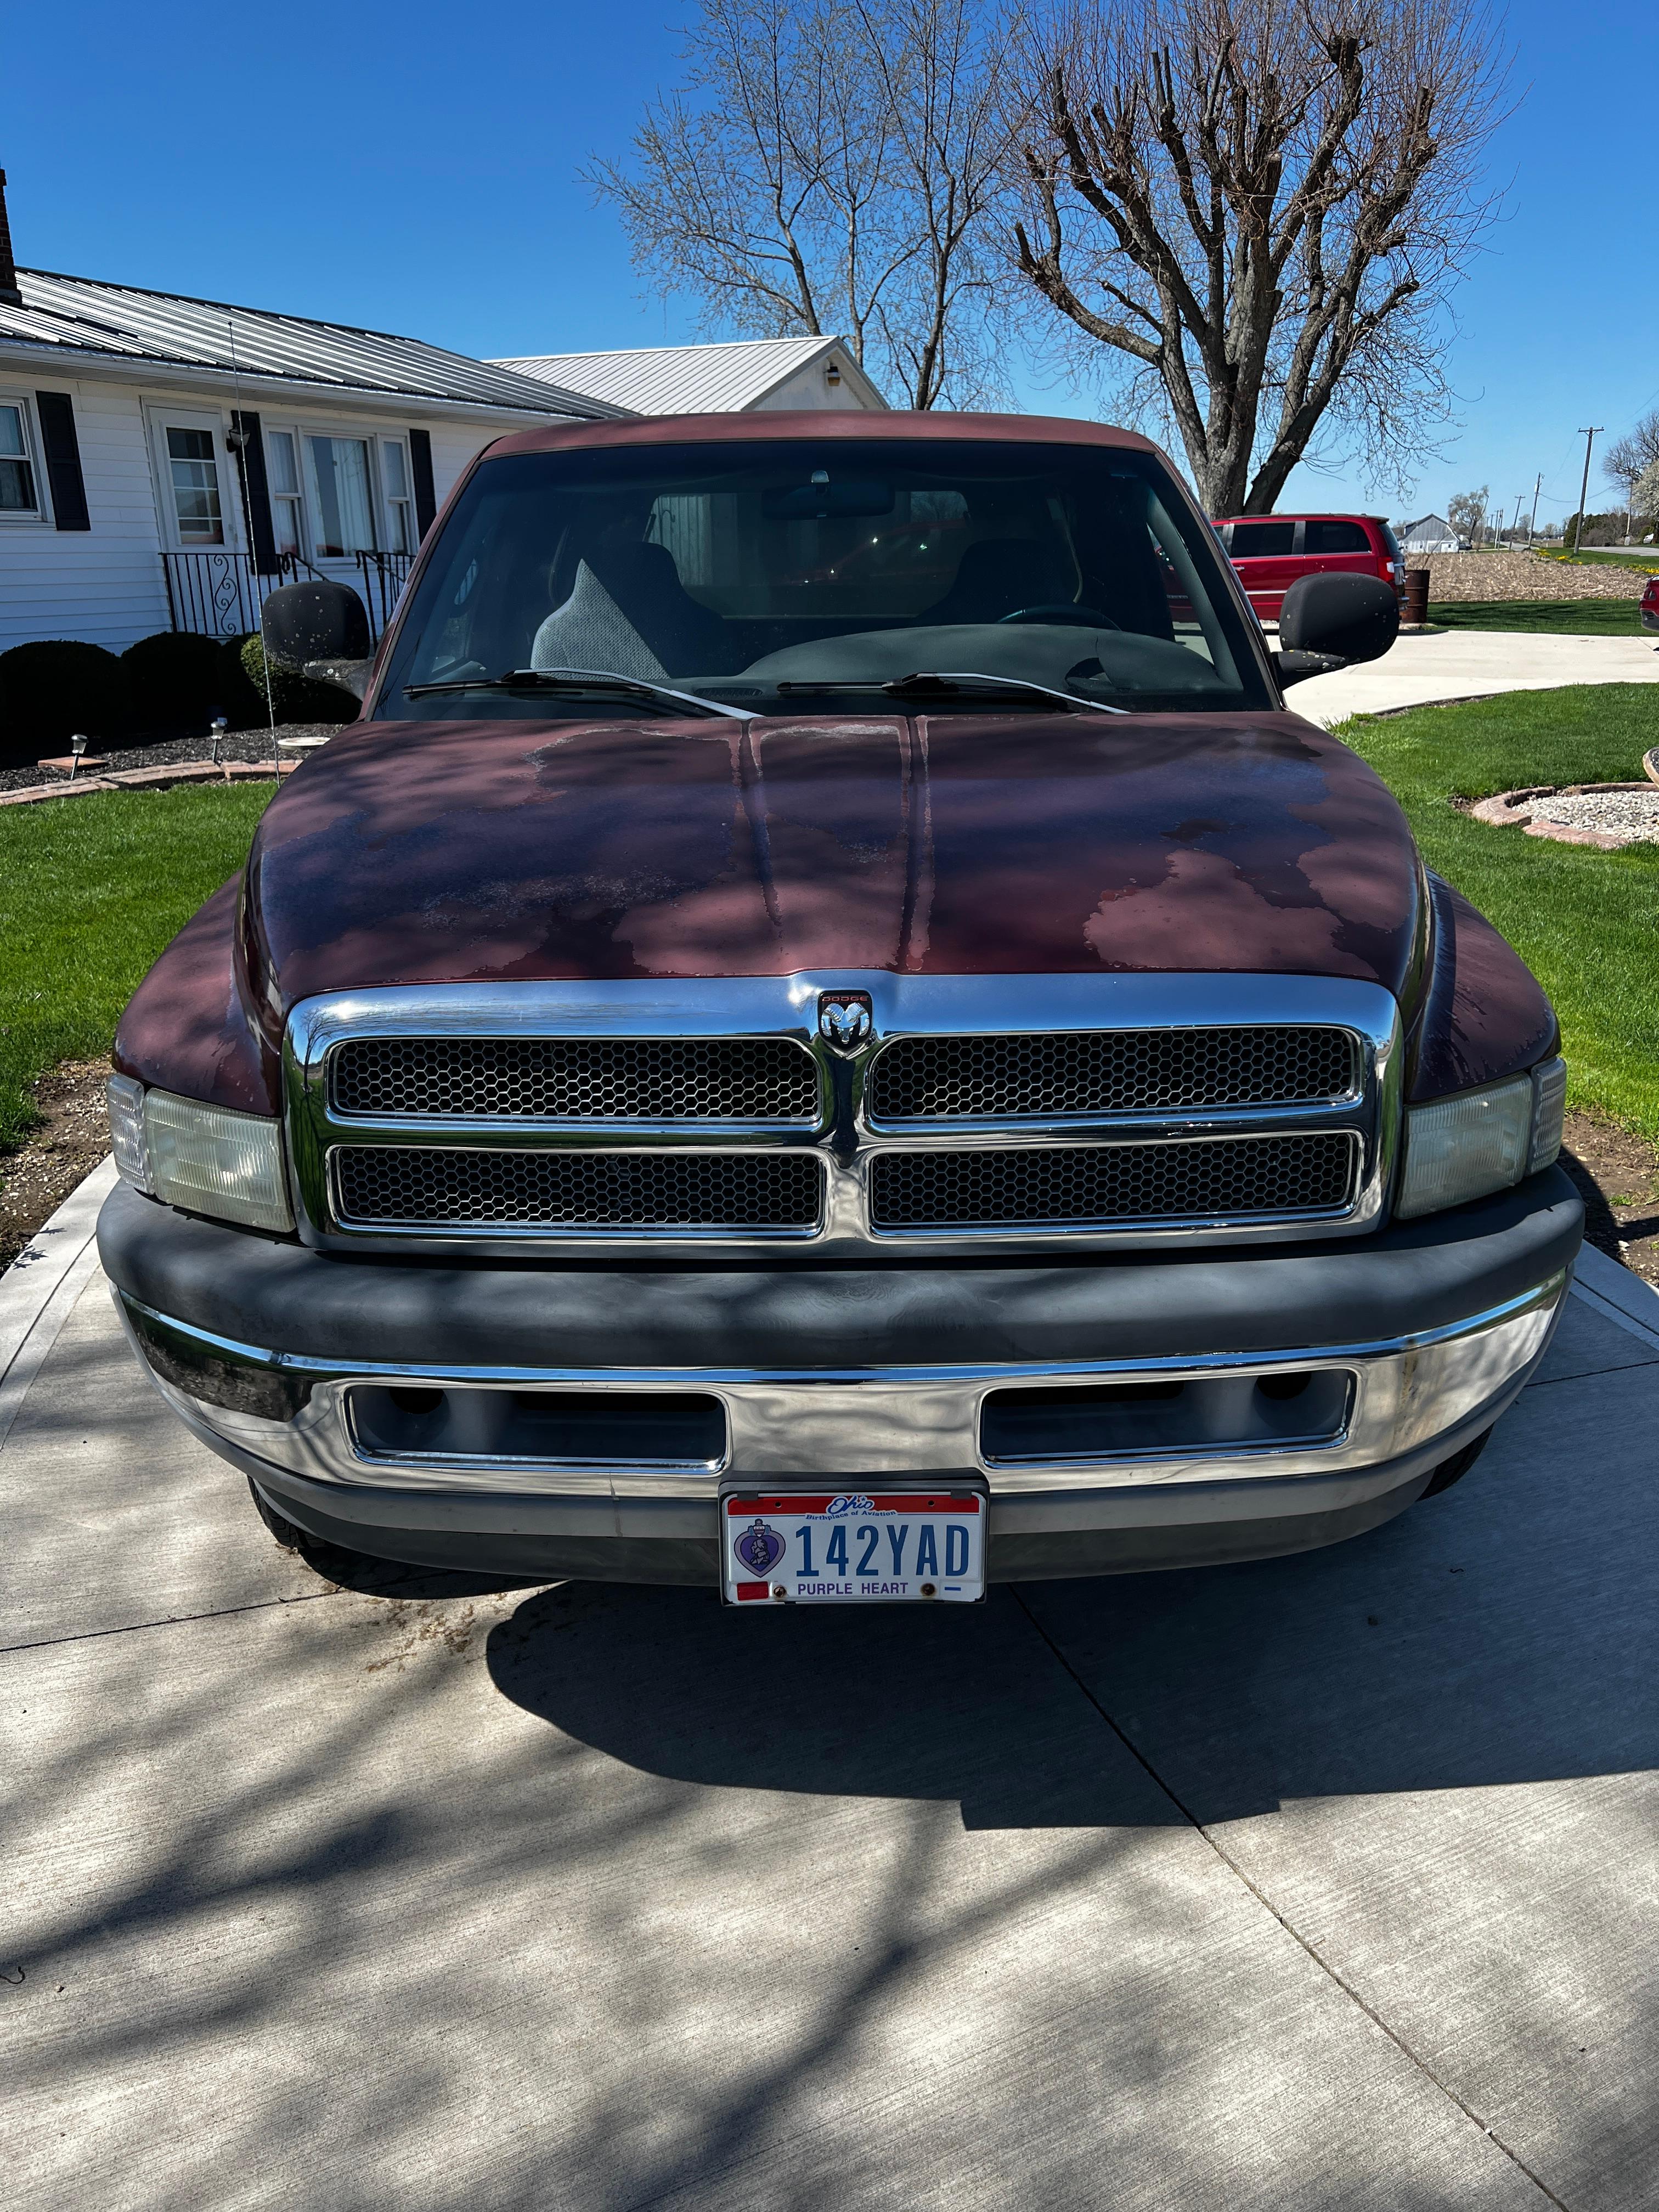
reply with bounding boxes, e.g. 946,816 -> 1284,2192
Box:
373,438 -> 1273,721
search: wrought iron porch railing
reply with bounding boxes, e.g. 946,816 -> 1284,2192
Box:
161,550 -> 416,645
351,550 -> 415,637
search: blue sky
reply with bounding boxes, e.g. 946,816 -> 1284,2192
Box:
7,0 -> 1653,523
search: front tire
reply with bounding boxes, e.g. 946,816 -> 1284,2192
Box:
247,1476 -> 308,1549
1419,1427 -> 1493,1499
246,1477 -> 379,1579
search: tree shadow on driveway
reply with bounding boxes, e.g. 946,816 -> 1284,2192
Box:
487,1346 -> 1659,1828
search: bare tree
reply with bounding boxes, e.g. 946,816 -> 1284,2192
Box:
588,0 -> 1025,408
1009,0 -> 1508,512
1446,484 -> 1487,545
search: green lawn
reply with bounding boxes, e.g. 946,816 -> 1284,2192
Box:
1426,599 -> 1647,635
1339,685 -> 1659,1140
0,783 -> 273,1156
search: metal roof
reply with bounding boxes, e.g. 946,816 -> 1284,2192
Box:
0,269 -> 630,419
491,335 -> 885,415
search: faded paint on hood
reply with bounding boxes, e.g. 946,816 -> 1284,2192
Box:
236,711 -> 1424,1030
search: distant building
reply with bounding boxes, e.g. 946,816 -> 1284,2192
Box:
492,335 -> 887,416
1395,514 -> 1462,553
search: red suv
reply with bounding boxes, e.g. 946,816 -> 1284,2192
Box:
1214,513 -> 1405,623
1641,575 -> 1658,633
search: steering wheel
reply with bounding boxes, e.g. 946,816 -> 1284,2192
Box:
997,603 -> 1120,629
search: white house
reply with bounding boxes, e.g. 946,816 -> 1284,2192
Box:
492,335 -> 887,416
1395,514 -> 1462,554
0,180 -> 622,653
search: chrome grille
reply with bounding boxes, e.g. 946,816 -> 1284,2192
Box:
334,1148 -> 824,1231
330,1036 -> 819,1122
867,1132 -> 1357,1231
868,1026 -> 1356,1122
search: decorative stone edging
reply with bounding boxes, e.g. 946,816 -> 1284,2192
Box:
0,759 -> 296,809
1470,782 -> 1659,850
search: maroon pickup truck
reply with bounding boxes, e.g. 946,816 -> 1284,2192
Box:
98,412 -> 1579,1605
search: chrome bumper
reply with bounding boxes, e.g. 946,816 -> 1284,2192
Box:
114,1269 -> 1568,1561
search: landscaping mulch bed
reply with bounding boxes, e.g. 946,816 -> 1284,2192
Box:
1560,1110 -> 1659,1286
0,1059 -> 112,1272
4,1069 -> 1656,1293
0,723 -> 344,794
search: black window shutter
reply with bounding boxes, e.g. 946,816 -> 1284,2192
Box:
231,410 -> 279,573
409,427 -> 437,539
34,392 -> 90,531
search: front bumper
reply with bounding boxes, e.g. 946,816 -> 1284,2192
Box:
98,1170 -> 1582,1583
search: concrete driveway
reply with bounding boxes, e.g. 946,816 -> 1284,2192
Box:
1291,627 -> 1659,726
6,1167 -> 1659,2209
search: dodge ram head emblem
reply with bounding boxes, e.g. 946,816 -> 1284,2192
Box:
817,991 -> 873,1051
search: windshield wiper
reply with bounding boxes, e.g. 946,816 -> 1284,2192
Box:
774,671 -> 1127,716
402,668 -> 749,720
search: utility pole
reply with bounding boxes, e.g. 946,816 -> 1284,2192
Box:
1573,427 -> 1604,554
1511,494 -> 1525,544
1527,472 -> 1543,548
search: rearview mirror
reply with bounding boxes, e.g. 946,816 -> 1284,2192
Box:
259,580 -> 374,700
761,479 -> 894,521
1276,572 -> 1399,686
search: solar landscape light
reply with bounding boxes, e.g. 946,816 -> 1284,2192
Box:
210,715 -> 227,766
68,733 -> 87,780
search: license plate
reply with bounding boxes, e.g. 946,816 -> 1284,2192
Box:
721,1489 -> 986,1605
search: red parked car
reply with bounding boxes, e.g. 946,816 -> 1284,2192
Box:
1641,575 -> 1659,633
1215,512 -> 1406,623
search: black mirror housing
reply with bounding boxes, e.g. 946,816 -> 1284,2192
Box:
1277,572 -> 1399,676
260,580 -> 373,695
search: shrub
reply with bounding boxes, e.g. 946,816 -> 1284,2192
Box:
0,640 -> 130,768
122,630 -> 257,737
236,634 -> 358,726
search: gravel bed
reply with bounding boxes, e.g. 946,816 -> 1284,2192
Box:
1529,789 -> 1659,844
0,723 -> 345,793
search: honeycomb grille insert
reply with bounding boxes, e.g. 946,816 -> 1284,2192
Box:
867,1133 -> 1357,1231
867,1026 -> 1356,1121
330,1036 -> 820,1122
333,1147 -> 824,1232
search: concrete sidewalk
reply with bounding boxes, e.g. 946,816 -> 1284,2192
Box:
5,1212 -> 1659,2207
1292,627 -> 1659,726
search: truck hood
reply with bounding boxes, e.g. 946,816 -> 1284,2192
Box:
241,711 -> 1424,1013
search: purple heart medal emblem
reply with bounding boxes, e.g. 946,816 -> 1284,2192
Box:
733,1517 -> 786,1578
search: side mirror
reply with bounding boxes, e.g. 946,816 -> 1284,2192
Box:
259,580 -> 374,701
1276,572 -> 1400,686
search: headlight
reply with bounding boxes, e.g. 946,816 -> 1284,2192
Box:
106,1076 -> 294,1232
1396,1057 -> 1566,1220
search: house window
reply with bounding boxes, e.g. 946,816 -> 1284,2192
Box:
381,438 -> 416,554
266,429 -> 306,559
0,400 -> 40,515
306,435 -> 377,556
166,426 -> 224,544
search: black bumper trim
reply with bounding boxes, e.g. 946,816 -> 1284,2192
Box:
99,1169 -> 1582,1373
